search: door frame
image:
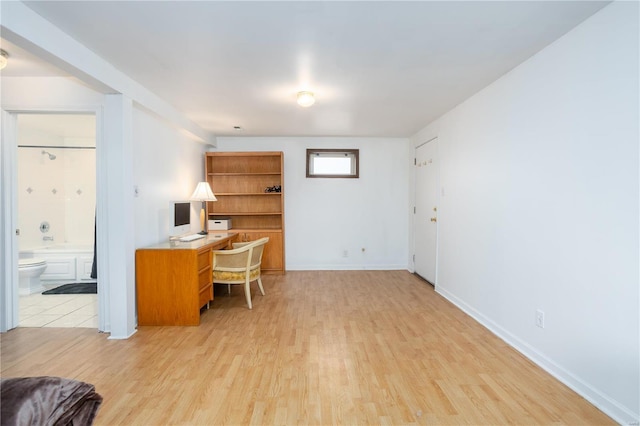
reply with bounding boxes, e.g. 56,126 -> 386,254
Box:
0,106 -> 108,332
412,136 -> 440,286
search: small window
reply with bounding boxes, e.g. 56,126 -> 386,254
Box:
306,149 -> 359,178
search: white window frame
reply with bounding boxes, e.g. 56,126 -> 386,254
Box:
306,149 -> 359,178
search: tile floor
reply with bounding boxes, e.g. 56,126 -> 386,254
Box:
19,289 -> 98,328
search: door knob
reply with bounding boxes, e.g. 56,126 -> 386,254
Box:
430,217 -> 437,222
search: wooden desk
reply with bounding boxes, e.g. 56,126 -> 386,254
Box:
135,232 -> 237,325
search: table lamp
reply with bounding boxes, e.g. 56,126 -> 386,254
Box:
190,182 -> 217,234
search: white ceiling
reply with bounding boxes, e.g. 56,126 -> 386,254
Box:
7,1 -> 609,138
0,39 -> 69,77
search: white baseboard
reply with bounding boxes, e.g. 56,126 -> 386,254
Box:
108,328 -> 137,340
436,286 -> 639,425
286,264 -> 408,271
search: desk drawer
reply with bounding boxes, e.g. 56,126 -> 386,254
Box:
198,267 -> 212,290
199,285 -> 212,308
197,250 -> 210,270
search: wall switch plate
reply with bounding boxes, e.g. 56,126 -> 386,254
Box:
535,309 -> 545,328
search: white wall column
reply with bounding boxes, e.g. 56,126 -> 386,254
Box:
103,94 -> 136,339
0,111 -> 18,332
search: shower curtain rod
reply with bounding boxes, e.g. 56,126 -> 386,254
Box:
18,144 -> 95,150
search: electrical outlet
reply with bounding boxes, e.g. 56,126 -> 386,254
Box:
342,250 -> 348,258
535,309 -> 545,328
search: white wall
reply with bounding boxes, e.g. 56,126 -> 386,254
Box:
17,125 -> 96,249
3,78 -> 102,252
1,76 -> 105,331
17,137 -> 66,249
1,37 -> 210,255
411,2 -> 639,423
2,77 -> 207,337
214,137 -> 410,270
1,0 -> 214,336
2,78 -> 206,250
62,142 -> 95,244
1,77 -> 105,107
132,107 -> 207,248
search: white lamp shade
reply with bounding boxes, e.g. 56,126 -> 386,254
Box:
190,182 -> 217,201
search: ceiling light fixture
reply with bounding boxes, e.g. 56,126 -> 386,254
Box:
0,50 -> 9,70
297,91 -> 315,107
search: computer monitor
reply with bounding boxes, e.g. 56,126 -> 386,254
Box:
169,201 -> 192,237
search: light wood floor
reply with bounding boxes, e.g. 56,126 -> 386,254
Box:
1,271 -> 612,425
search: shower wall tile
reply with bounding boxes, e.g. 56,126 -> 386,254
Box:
64,150 -> 96,244
18,149 -> 64,249
17,147 -> 95,250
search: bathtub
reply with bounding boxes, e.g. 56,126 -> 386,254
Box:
19,244 -> 95,283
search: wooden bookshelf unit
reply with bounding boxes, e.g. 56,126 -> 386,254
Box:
205,151 -> 285,274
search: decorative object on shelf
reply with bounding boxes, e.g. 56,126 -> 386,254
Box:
190,182 -> 217,235
209,217 -> 232,230
297,91 -> 315,107
264,185 -> 281,193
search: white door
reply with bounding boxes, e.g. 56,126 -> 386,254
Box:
414,138 -> 438,284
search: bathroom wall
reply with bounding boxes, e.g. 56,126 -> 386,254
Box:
17,118 -> 96,250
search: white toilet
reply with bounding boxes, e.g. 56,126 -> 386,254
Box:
18,258 -> 48,295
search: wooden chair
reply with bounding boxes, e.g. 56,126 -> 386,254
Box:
211,237 -> 269,309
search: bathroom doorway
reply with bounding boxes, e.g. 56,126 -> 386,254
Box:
16,113 -> 98,328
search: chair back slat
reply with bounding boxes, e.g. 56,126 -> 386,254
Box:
249,237 -> 269,268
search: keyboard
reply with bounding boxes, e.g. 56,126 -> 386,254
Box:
179,234 -> 205,242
